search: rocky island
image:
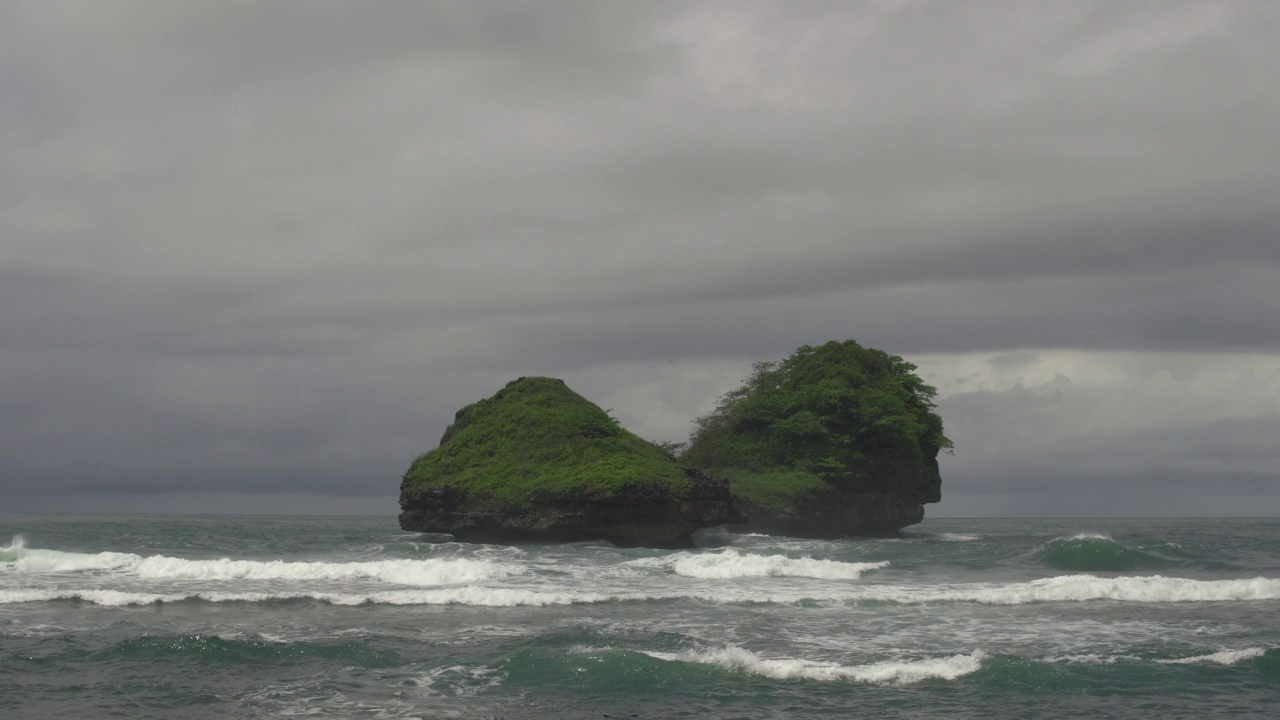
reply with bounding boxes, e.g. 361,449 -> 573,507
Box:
400,341 -> 949,545
398,376 -> 741,548
681,340 -> 950,537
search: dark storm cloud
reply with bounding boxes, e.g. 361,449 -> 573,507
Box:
2,1 -> 1278,513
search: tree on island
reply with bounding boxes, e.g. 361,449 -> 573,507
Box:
682,340 -> 950,532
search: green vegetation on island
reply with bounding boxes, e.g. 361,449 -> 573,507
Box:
681,340 -> 950,523
399,341 -> 950,543
402,377 -> 693,508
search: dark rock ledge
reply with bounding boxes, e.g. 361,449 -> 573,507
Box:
400,468 -> 742,549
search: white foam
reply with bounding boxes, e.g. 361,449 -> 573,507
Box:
633,549 -> 890,580
0,622 -> 76,638
1041,648 -> 1267,666
4,547 -> 507,586
330,587 -> 613,607
568,644 -> 613,655
416,664 -> 505,697
1157,648 -> 1266,665
133,556 -> 506,586
643,646 -> 985,684
935,533 -> 980,542
9,549 -> 141,573
1043,652 -> 1141,665
4,570 -> 1278,608
0,587 -> 615,607
902,575 -> 1280,605
0,589 -> 193,606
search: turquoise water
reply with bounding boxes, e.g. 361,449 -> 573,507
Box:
2,515 -> 1277,718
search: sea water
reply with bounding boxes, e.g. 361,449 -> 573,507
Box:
1,515 -> 1277,718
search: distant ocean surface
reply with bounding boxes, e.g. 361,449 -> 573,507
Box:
2,515 -> 1278,719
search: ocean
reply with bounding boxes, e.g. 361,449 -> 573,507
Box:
2,515 -> 1277,719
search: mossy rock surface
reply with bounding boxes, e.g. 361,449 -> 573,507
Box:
399,377 -> 739,547
402,377 -> 692,505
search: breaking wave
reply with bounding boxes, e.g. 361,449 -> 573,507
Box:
629,549 -> 890,580
2,543 -> 508,586
882,574 -> 1280,605
1045,647 -> 1272,666
1156,648 -> 1268,665
1036,534 -> 1171,572
641,646 -> 985,684
6,574 -> 1276,608
0,536 -> 24,562
0,587 -> 616,607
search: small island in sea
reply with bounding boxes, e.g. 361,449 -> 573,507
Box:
398,376 -> 741,548
682,340 -> 951,538
399,340 -> 951,546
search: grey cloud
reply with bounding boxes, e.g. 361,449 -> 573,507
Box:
930,372 -> 1280,517
931,469 -> 1280,518
2,1 -> 1279,513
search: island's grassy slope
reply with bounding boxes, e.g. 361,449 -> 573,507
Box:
403,377 -> 692,508
682,340 -> 950,511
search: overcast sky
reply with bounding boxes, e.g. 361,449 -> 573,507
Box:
3,0 -> 1278,518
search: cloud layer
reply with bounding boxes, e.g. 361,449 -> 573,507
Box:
2,1 -> 1278,515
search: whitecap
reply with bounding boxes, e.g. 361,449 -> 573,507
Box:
1043,652 -> 1142,665
935,533 -> 980,542
632,549 -> 890,580
5,573 -> 1278,609
909,574 -> 1280,605
5,546 -> 510,586
0,587 -> 615,608
642,646 -> 985,684
1157,648 -> 1266,665
8,549 -> 139,573
0,589 -> 193,606
416,664 -> 505,697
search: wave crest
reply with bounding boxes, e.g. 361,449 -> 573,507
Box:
642,646 -> 985,684
634,549 -> 890,580
3,546 -> 508,586
901,574 -> 1280,605
1157,648 -> 1267,665
0,587 -> 614,607
1036,535 -> 1170,572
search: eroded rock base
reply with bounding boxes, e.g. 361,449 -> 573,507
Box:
399,468 -> 742,549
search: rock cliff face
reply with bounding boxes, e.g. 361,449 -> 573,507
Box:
728,455 -> 941,538
398,377 -> 741,548
400,466 -> 740,548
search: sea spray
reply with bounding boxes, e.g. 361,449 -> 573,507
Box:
0,535 -> 25,562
